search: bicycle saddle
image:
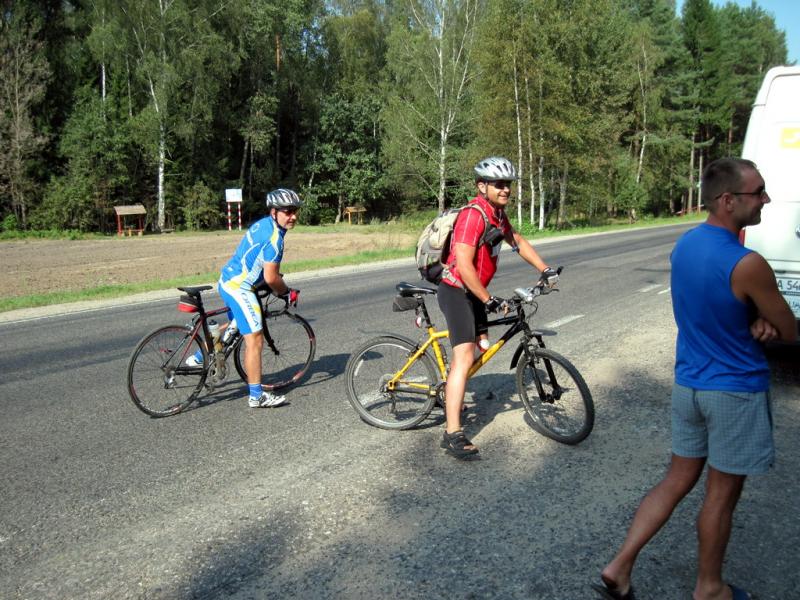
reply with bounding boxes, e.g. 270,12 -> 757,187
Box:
177,285 -> 213,297
396,282 -> 437,297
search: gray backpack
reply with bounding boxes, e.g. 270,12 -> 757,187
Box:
415,204 -> 499,284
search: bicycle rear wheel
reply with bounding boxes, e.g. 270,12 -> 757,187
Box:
126,325 -> 207,417
233,311 -> 316,391
516,347 -> 594,444
345,336 -> 438,430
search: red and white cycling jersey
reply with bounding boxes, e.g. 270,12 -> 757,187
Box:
444,195 -> 511,289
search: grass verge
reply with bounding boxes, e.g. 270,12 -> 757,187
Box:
0,246 -> 414,313
0,212 -> 704,313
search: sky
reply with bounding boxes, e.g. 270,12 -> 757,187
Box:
675,0 -> 799,64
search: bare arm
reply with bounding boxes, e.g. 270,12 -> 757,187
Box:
731,252 -> 797,343
509,229 -> 549,273
263,261 -> 289,296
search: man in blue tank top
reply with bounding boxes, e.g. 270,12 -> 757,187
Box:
594,159 -> 795,600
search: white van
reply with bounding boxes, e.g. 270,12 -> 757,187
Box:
741,65 -> 800,333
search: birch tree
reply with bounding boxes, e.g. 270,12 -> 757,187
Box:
681,0 -> 722,212
383,0 -> 479,212
0,11 -> 49,229
115,0 -> 231,231
625,0 -> 695,216
471,0 -> 533,227
85,0 -> 116,119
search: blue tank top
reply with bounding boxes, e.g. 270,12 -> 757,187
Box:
220,216 -> 285,291
671,223 -> 769,391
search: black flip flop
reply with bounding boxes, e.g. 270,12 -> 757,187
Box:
729,584 -> 753,600
590,581 -> 637,600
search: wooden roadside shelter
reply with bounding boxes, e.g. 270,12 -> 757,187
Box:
114,204 -> 147,236
343,205 -> 366,224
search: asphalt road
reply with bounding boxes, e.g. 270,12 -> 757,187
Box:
1,224 -> 798,600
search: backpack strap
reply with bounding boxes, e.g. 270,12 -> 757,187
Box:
464,202 -> 497,247
441,203 -> 497,289
462,204 -> 507,248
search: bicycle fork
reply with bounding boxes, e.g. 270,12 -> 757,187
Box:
519,335 -> 562,403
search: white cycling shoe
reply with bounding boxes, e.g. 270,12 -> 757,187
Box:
185,354 -> 203,367
248,391 -> 287,408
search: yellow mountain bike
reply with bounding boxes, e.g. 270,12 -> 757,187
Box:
344,276 -> 594,444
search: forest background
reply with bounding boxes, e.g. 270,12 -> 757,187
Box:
0,0 -> 791,236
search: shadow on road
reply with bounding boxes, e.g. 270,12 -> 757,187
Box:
171,361 -> 800,599
766,343 -> 800,386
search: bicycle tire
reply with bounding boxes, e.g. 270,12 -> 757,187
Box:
515,347 -> 594,444
233,311 -> 316,391
126,325 -> 207,417
345,335 -> 439,430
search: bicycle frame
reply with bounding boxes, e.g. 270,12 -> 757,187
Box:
178,297 -> 295,377
386,302 -> 539,393
173,305 -> 234,378
345,276 -> 594,441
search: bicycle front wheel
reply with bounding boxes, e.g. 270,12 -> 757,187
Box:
516,347 -> 594,444
126,325 -> 207,417
345,336 -> 438,430
234,312 -> 316,391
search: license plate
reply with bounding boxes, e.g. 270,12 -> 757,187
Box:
776,277 -> 800,318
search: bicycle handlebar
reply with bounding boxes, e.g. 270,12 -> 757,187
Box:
509,266 -> 563,306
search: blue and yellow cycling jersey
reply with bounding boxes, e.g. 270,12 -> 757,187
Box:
220,217 -> 286,291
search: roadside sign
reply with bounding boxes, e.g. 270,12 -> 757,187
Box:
225,188 -> 243,230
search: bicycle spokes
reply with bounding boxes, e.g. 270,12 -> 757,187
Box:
516,348 -> 594,445
345,337 -> 438,430
127,325 -> 207,418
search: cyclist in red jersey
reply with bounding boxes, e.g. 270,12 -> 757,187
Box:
438,156 -> 559,459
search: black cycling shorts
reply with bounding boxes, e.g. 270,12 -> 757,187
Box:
437,282 -> 488,347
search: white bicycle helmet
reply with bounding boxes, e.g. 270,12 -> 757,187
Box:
474,156 -> 517,181
265,188 -> 303,209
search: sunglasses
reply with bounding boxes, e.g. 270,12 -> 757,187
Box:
488,180 -> 513,189
279,208 -> 299,215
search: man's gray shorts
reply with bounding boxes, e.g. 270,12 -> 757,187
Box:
671,383 -> 774,475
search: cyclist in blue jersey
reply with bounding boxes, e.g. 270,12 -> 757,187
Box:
201,188 -> 302,408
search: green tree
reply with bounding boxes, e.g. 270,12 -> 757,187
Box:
308,93 -> 383,223
620,0 -> 694,217
228,0 -> 325,209
471,0 -> 534,227
305,3 -> 388,220
0,8 -> 50,229
681,0 -> 725,210
32,87 -> 135,231
111,0 -> 235,231
322,2 -> 388,98
180,181 -> 222,230
540,0 -> 636,226
383,0 -> 480,212
716,3 -> 787,156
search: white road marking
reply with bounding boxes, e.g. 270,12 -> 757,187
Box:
545,315 -> 584,328
658,287 -> 671,295
638,284 -> 662,293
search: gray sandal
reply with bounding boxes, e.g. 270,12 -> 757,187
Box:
440,430 -> 479,459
